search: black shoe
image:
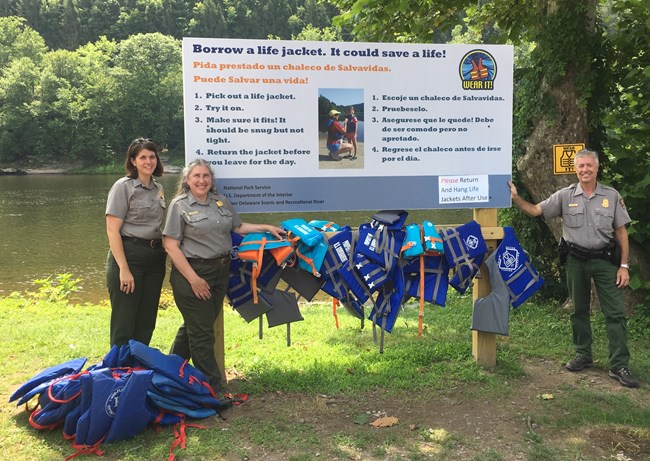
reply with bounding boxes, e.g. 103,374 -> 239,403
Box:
566,355 -> 593,371
609,367 -> 640,388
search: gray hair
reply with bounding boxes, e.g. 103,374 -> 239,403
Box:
176,159 -> 218,196
574,149 -> 599,165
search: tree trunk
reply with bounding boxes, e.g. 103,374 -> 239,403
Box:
517,67 -> 588,241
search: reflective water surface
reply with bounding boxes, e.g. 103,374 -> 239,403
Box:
0,174 -> 471,303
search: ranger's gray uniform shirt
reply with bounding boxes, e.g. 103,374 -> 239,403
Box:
539,182 -> 631,250
163,190 -> 241,259
105,177 -> 165,240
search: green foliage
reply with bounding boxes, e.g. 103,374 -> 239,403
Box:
3,0 -> 341,48
0,1 -> 342,167
601,0 -> 650,250
331,0 -> 469,42
9,273 -> 82,305
292,24 -> 342,42
0,27 -> 184,166
0,16 -> 47,69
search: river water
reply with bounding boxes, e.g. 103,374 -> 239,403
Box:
0,174 -> 471,304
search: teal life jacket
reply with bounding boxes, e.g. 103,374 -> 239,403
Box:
282,218 -> 329,276
282,218 -> 323,247
402,221 -> 444,258
308,220 -> 341,232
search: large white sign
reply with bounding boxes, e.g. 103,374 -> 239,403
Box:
182,38 -> 513,212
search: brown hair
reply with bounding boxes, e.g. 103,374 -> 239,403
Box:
125,138 -> 164,178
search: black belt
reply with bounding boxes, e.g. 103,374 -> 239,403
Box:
187,255 -> 231,265
566,241 -> 611,261
122,236 -> 163,249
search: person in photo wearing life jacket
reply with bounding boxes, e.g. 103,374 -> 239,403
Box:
326,109 -> 353,161
162,159 -> 284,392
344,106 -> 358,159
509,149 -> 638,388
105,138 -> 167,347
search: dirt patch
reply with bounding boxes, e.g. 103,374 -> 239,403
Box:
216,358 -> 649,460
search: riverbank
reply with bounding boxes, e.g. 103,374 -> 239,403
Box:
0,163 -> 182,175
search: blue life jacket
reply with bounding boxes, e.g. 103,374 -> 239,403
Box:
318,226 -> 365,319
494,227 -> 544,308
403,253 -> 449,307
72,369 -> 126,445
9,357 -> 86,406
228,232 -> 284,308
337,259 -> 371,305
13,341 -> 229,460
320,225 -> 353,299
369,266 -> 406,352
282,219 -> 328,276
441,220 -> 487,294
354,221 -> 405,299
356,222 -> 402,271
28,372 -> 83,431
352,253 -> 393,293
236,232 -> 293,303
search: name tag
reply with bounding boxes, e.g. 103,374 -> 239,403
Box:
568,203 -> 578,207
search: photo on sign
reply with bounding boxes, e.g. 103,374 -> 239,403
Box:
318,88 -> 364,169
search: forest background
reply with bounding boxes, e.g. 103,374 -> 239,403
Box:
0,0 -> 648,309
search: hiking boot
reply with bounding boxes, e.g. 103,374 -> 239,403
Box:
566,355 -> 593,371
608,367 -> 640,388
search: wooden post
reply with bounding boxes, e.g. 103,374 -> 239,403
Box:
472,208 -> 498,367
214,310 -> 226,382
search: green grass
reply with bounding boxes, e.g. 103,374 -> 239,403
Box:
2,291 -> 649,461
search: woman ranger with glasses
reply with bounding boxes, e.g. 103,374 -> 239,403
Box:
105,138 -> 167,347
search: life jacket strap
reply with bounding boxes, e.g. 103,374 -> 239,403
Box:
503,260 -> 541,304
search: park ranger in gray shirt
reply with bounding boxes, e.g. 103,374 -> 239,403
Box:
509,149 -> 638,388
163,159 -> 284,391
105,138 -> 167,348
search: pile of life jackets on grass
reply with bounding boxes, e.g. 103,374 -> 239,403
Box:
226,210 -> 544,351
9,340 -> 237,461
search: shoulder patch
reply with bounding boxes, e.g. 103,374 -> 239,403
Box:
620,198 -> 626,209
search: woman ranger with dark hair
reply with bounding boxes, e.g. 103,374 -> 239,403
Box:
105,138 -> 167,347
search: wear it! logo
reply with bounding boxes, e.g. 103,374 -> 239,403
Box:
459,50 -> 497,91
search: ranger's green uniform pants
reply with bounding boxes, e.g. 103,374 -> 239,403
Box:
566,255 -> 629,369
106,240 -> 166,347
169,259 -> 230,391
